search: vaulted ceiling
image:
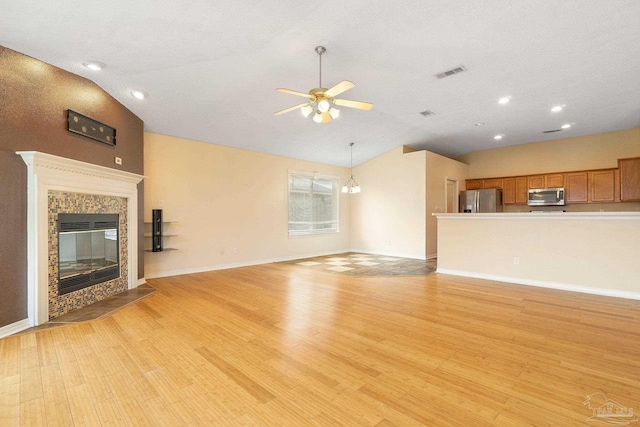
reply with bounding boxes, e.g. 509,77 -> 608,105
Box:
2,1 -> 639,166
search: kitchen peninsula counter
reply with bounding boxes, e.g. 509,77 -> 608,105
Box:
434,211 -> 640,299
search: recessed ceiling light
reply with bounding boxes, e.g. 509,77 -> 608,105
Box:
561,123 -> 571,129
131,90 -> 148,100
498,97 -> 511,104
475,122 -> 485,126
494,134 -> 503,140
551,105 -> 563,112
83,61 -> 105,71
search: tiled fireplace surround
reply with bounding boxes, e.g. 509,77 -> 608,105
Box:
48,191 -> 128,318
18,151 -> 144,326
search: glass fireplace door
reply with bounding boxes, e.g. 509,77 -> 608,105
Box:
58,213 -> 120,294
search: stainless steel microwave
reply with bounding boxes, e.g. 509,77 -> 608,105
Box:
528,188 -> 565,206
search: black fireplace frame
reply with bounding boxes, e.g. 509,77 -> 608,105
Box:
57,213 -> 120,295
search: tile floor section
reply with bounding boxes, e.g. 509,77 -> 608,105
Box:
17,284 -> 156,335
282,252 -> 437,276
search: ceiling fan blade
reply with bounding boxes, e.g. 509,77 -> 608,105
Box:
274,102 -> 310,116
276,88 -> 312,98
324,80 -> 355,99
333,98 -> 374,110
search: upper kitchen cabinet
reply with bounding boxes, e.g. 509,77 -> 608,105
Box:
566,172 -> 589,203
619,157 -> 640,201
465,179 -> 483,190
528,175 -> 545,189
465,178 -> 503,190
566,169 -> 618,203
483,178 -> 503,189
528,173 -> 564,189
589,169 -> 618,203
546,174 -> 565,188
503,177 -> 528,204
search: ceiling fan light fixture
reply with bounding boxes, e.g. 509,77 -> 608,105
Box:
317,99 -> 330,112
274,46 -> 372,123
301,105 -> 313,118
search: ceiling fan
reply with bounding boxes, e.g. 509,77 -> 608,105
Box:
274,46 -> 373,124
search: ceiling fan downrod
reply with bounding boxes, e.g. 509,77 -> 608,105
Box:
315,46 -> 326,88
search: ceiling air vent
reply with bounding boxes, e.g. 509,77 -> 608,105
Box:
435,65 -> 467,79
542,129 -> 562,134
419,110 -> 435,117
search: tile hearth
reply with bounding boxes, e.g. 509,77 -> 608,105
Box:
17,284 -> 156,334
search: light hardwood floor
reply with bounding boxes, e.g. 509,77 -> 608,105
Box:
2,263 -> 640,426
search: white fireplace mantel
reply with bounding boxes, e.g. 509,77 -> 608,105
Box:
17,151 -> 145,326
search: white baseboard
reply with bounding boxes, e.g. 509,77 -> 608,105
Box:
145,249 -> 352,279
436,268 -> 640,301
0,318 -> 32,339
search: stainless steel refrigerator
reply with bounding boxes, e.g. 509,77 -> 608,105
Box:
459,189 -> 503,213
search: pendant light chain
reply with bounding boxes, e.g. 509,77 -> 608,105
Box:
350,142 -> 354,176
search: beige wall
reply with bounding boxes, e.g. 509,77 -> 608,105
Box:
425,152 -> 469,258
350,146 -> 426,259
144,133 -> 351,278
458,127 -> 640,178
436,214 -> 640,297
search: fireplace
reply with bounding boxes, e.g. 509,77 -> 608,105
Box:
18,151 -> 144,326
58,213 -> 120,294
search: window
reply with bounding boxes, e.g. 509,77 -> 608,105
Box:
288,171 -> 339,236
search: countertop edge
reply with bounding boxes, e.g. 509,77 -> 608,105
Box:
433,212 -> 640,220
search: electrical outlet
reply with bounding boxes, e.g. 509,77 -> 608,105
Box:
220,249 -> 225,255
513,257 -> 520,265
233,247 -> 238,254
114,157 -> 122,165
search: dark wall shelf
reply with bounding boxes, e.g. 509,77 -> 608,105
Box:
144,210 -> 178,252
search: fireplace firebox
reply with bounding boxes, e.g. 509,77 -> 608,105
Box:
58,213 -> 120,295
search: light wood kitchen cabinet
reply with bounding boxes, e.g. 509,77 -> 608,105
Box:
546,173 -> 564,188
566,172 -> 588,203
483,178 -> 503,189
465,155 -> 635,206
619,157 -> 640,201
465,179 -> 483,190
566,169 -> 617,203
528,175 -> 546,189
465,178 -> 503,190
529,173 -> 564,189
515,177 -> 528,204
503,177 -> 528,204
589,169 -> 617,203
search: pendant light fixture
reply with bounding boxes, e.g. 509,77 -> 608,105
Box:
342,142 -> 361,193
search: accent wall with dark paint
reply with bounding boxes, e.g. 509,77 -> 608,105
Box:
0,46 -> 144,329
